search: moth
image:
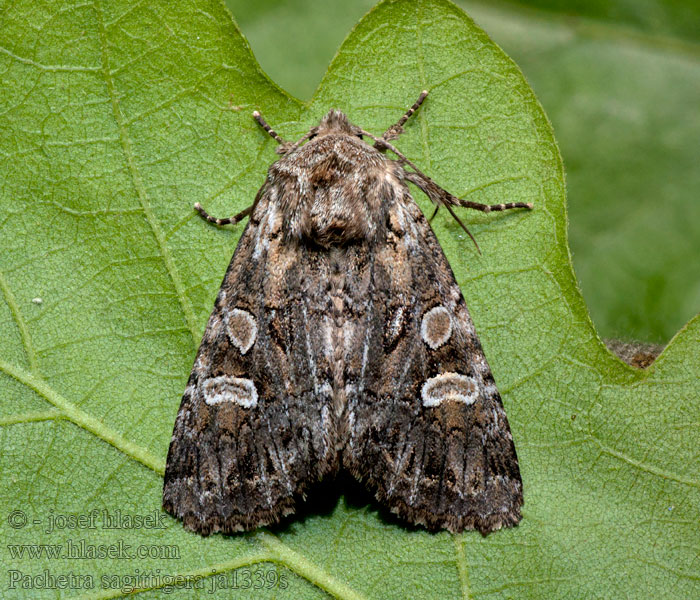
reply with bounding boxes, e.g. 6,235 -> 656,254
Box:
163,91 -> 530,536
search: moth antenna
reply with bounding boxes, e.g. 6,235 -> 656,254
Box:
375,90 -> 429,146
429,205 -> 439,221
194,202 -> 253,227
394,90 -> 429,130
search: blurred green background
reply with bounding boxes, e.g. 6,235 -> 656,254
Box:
225,0 -> 700,345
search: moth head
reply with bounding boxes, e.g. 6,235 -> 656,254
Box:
317,110 -> 363,138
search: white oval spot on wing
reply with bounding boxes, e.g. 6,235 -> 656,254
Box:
421,372 -> 478,407
421,305 -> 452,349
202,375 -> 258,408
226,308 -> 257,354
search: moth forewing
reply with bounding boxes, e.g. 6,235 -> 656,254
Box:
163,91 -> 529,535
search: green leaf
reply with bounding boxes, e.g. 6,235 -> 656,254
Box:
227,0 -> 700,344
0,1 -> 697,599
462,1 -> 700,345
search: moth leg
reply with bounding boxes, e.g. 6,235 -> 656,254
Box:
403,170 -> 532,253
403,171 -> 534,213
450,198 -> 534,213
193,202 -> 253,226
367,93 -> 534,215
374,90 -> 429,148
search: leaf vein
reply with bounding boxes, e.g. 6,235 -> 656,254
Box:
75,553 -> 270,599
591,437 -> 700,489
257,531 -> 369,600
0,358 -> 165,474
453,534 -> 474,600
0,409 -> 62,426
0,360 -> 365,600
0,44 -> 101,72
0,266 -> 38,372
94,0 -> 200,349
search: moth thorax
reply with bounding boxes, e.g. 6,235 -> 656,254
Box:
294,168 -> 388,247
298,203 -> 378,247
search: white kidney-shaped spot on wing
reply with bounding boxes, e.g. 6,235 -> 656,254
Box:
421,305 -> 452,349
202,375 -> 258,408
226,308 -> 257,354
422,372 -> 478,407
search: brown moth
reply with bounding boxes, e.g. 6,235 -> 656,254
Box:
163,91 -> 530,535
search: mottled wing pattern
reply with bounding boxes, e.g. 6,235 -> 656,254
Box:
342,186 -> 523,534
162,187 -> 339,535
165,105 -> 524,536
